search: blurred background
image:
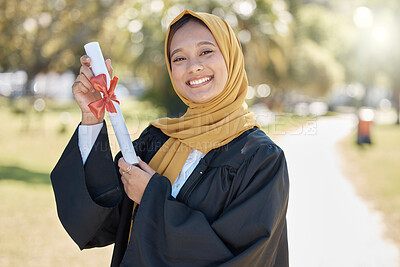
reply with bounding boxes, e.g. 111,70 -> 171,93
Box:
0,0 -> 399,266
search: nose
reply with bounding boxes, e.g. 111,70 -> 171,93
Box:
188,59 -> 204,73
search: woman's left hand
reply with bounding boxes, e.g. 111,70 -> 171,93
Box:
118,157 -> 156,204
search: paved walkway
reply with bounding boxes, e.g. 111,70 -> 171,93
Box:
279,114 -> 399,267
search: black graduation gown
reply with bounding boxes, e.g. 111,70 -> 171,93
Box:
51,122 -> 289,266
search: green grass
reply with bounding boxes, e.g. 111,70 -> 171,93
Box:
0,97 -> 163,266
338,123 -> 400,248
0,180 -> 114,267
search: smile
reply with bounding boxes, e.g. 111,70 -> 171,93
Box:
186,76 -> 213,87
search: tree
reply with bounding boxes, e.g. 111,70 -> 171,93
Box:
300,0 -> 400,123
0,0 -> 121,95
2,0 -> 358,116
286,3 -> 346,96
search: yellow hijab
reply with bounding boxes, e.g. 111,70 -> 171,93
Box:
148,10 -> 259,183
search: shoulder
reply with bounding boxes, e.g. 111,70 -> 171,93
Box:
244,128 -> 285,162
138,125 -> 169,142
135,125 -> 169,147
132,125 -> 169,162
210,127 -> 285,169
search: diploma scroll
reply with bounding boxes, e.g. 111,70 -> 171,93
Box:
84,42 -> 139,165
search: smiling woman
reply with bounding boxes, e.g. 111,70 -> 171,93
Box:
51,9 -> 289,267
169,17 -> 228,104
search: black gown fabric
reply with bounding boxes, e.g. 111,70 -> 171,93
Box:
51,122 -> 289,266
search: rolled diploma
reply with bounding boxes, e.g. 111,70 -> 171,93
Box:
84,42 -> 138,165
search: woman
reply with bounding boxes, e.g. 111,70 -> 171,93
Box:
51,10 -> 289,267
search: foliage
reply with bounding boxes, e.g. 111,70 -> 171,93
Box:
1,0 -> 399,117
287,3 -> 347,95
292,39 -> 344,96
0,0 -> 297,115
0,0 -> 122,82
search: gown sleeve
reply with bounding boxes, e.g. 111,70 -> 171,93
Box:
123,143 -> 289,267
50,123 -> 154,250
51,122 -> 122,249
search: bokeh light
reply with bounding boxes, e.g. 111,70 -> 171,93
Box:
353,7 -> 374,29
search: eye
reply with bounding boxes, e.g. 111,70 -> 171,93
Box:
172,56 -> 185,63
201,50 -> 213,56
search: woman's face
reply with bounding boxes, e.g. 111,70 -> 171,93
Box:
169,20 -> 228,104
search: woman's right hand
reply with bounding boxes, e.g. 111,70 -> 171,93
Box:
72,55 -> 113,125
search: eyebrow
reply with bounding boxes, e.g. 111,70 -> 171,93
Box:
170,41 -> 217,59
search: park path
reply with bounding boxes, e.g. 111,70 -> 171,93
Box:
278,114 -> 399,267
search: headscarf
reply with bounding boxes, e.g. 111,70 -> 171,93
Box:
148,10 -> 259,183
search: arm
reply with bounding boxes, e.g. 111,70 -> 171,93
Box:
78,122 -> 103,165
122,145 -> 289,267
51,54 -> 136,249
51,124 -> 159,249
50,122 -> 122,249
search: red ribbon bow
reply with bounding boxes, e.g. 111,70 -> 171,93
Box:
88,74 -> 120,119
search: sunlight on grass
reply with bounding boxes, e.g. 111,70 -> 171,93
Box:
0,180 -> 113,266
338,124 -> 400,250
0,97 -> 163,266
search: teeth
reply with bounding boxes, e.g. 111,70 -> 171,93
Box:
189,76 -> 211,86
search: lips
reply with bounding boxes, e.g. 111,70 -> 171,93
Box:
186,75 -> 213,87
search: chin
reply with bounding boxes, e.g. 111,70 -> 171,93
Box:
193,97 -> 213,104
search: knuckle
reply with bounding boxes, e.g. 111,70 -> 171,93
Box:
72,81 -> 80,88
81,55 -> 89,63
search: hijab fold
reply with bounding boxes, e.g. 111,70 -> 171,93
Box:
148,10 -> 259,185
